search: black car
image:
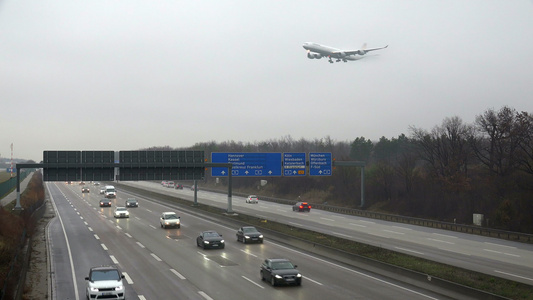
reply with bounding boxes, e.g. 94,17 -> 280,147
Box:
260,258 -> 302,286
82,187 -> 90,193
236,226 -> 263,244
292,202 -> 311,212
99,199 -> 111,207
125,198 -> 138,207
175,184 -> 183,190
196,231 -> 225,249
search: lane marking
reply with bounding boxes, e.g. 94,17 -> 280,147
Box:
359,220 -> 375,224
116,225 -> 122,230
349,223 -> 367,228
432,233 -> 457,239
110,255 -> 119,264
137,242 -> 145,248
88,227 -> 93,232
395,247 -> 424,255
240,250 -> 258,258
151,253 -> 162,261
94,234 -> 100,240
122,272 -> 133,284
138,296 -> 147,300
170,268 -> 186,280
320,217 -> 335,222
289,222 -> 303,226
242,275 -> 264,289
303,275 -> 323,285
494,270 -> 533,282
427,238 -> 454,245
392,226 -> 412,231
149,225 -> 157,230
101,244 -> 108,251
383,230 -> 405,235
331,232 -> 352,238
485,242 -> 517,249
198,291 -> 213,300
125,233 -> 132,238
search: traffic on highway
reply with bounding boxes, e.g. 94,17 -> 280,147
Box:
47,181 -> 458,300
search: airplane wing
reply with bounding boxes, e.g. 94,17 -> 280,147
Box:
335,45 -> 388,56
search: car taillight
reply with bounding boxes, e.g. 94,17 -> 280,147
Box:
308,205 -> 311,208
299,206 -> 303,209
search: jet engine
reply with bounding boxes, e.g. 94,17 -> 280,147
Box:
307,51 -> 322,59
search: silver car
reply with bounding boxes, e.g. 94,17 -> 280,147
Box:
160,212 -> 180,228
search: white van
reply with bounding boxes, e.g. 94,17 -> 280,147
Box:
104,185 -> 116,198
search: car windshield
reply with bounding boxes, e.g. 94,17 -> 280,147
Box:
165,214 -> 178,220
117,208 -> 126,211
127,199 -> 136,203
91,269 -> 120,281
204,232 -> 219,237
271,261 -> 294,270
242,227 -> 256,233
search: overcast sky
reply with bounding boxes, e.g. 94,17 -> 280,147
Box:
1,0 -> 532,162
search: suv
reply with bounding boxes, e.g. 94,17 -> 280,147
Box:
292,202 -> 311,212
160,212 -> 181,228
85,266 -> 125,299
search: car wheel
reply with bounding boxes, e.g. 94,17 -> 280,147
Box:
270,276 -> 276,286
243,238 -> 246,244
260,270 -> 265,281
177,225 -> 180,229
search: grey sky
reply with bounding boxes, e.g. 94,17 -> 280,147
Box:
1,0 -> 532,162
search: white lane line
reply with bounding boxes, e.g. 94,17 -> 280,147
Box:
240,250 -> 258,258
427,238 -> 454,245
122,272 -> 134,284
332,232 -> 352,238
276,209 -> 286,212
320,217 -> 335,222
349,223 -> 367,228
395,247 -> 424,255
151,253 -> 162,261
94,234 -> 100,240
494,270 -> 533,282
149,225 -> 157,230
383,230 -> 405,235
170,269 -> 186,280
289,222 -> 303,226
137,242 -> 145,248
88,227 -> 93,232
145,209 -> 152,213
432,233 -> 457,239
303,275 -> 323,286
101,244 -> 108,251
392,226 -> 412,231
80,216 -> 84,220
359,220 -> 375,224
135,217 -> 142,221
125,233 -> 132,238
84,221 -> 88,226
138,296 -> 147,300
438,248 -> 471,256
484,249 -> 501,254
485,242 -> 517,249
110,255 -> 119,264
116,225 -> 122,230
503,253 -> 520,257
242,276 -> 264,289
198,291 -> 213,300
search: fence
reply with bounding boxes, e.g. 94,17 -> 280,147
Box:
0,170 -> 31,201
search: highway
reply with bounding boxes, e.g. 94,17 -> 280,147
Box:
47,181 -> 458,300
122,181 -> 533,286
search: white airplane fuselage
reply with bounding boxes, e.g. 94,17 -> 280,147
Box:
302,42 -> 388,63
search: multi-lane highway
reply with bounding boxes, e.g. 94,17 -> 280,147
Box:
47,181 -> 459,300
122,181 -> 533,286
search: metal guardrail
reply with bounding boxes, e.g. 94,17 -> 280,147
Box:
200,186 -> 533,244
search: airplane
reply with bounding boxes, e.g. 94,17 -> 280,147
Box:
302,42 -> 388,63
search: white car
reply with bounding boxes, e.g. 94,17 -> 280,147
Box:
246,195 -> 259,204
114,207 -> 129,218
99,187 -> 105,194
85,266 -> 125,300
160,212 -> 180,228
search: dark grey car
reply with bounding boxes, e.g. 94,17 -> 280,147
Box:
236,226 -> 263,244
260,258 -> 302,286
196,231 -> 225,249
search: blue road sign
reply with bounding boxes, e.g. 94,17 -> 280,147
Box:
211,153 -> 282,177
309,152 -> 332,176
283,153 -> 306,176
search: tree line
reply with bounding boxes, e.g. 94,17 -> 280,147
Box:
148,106 -> 533,233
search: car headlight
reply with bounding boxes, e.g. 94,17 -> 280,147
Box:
259,235 -> 263,238
296,273 -> 302,278
275,275 -> 282,279
220,240 -> 225,243
204,241 -> 210,244
90,287 -> 99,292
244,236 -> 250,239
115,285 -> 124,291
